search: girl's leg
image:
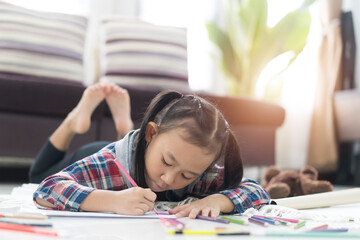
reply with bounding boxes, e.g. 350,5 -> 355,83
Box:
50,83 -> 106,151
29,83 -> 105,183
104,82 -> 134,139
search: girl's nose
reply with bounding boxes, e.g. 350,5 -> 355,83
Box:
161,172 -> 176,185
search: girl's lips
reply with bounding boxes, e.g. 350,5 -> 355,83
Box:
156,183 -> 166,191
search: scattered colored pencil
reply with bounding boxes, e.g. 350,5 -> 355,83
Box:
167,229 -> 250,236
263,216 -> 291,226
251,216 -> 279,225
311,224 -> 328,231
168,219 -> 185,230
160,218 -> 185,230
265,232 -> 359,238
295,220 -> 306,229
271,216 -> 299,223
221,216 -> 248,225
0,219 -> 52,227
195,215 -> 230,224
160,218 -> 172,227
248,217 -> 269,227
0,222 -> 58,237
310,228 -> 349,233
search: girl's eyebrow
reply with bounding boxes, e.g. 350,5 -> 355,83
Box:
166,152 -> 201,177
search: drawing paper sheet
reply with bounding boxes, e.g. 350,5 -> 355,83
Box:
19,205 -> 176,219
273,188 -> 360,209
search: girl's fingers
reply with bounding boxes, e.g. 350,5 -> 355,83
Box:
201,208 -> 211,217
134,207 -> 147,216
169,204 -> 189,214
141,199 -> 154,212
175,209 -> 190,218
173,206 -> 220,219
136,202 -> 152,214
143,188 -> 157,202
209,208 -> 220,218
188,208 -> 201,219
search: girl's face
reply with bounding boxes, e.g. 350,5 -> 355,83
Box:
144,122 -> 216,192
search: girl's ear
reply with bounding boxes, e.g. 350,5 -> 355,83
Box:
145,122 -> 158,143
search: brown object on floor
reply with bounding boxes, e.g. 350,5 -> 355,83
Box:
263,165 -> 334,199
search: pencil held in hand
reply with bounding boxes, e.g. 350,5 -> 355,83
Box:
114,159 -> 158,214
114,159 -> 138,187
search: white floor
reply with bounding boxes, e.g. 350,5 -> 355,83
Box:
0,183 -> 22,194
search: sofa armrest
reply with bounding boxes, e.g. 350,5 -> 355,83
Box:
198,93 -> 285,127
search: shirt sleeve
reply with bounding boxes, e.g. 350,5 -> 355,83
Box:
218,178 -> 271,214
33,142 -> 128,212
190,165 -> 270,214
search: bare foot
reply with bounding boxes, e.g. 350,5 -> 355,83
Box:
104,83 -> 134,139
65,83 -> 105,134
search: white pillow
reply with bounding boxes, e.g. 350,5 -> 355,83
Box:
0,2 -> 87,84
99,18 -> 189,91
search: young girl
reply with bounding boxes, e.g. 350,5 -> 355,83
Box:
33,83 -> 270,218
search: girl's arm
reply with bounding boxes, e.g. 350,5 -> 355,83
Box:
217,178 -> 271,213
169,173 -> 270,218
33,143 -> 156,215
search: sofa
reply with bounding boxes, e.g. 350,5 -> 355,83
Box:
0,2 -> 285,181
0,78 -> 285,172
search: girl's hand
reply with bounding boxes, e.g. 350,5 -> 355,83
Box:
112,187 -> 157,215
80,187 -> 156,215
168,194 -> 234,219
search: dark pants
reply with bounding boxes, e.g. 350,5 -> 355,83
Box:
29,139 -> 109,183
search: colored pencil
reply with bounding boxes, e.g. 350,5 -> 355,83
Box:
248,217 -> 269,227
167,229 -> 250,235
0,222 -> 58,237
114,158 -> 158,214
251,216 -> 279,225
0,219 -> 52,227
310,228 -> 349,233
161,218 -> 185,230
195,215 -> 230,224
311,224 -> 328,231
221,216 -> 248,225
160,218 -> 172,227
265,232 -> 359,238
262,216 -> 291,226
152,208 -> 159,215
114,159 -> 138,187
295,220 -> 306,229
271,216 -> 299,223
0,213 -> 47,220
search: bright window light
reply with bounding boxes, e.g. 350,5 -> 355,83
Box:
2,0 -> 90,15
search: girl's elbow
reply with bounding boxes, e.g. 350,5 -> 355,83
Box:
35,197 -> 56,209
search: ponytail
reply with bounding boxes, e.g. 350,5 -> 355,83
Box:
134,90 -> 183,187
222,130 -> 243,190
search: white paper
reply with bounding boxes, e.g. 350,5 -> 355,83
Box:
19,205 -> 176,219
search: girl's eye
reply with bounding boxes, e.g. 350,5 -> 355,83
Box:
181,173 -> 193,180
162,158 -> 171,166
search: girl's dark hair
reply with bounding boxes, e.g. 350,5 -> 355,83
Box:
134,90 -> 243,190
